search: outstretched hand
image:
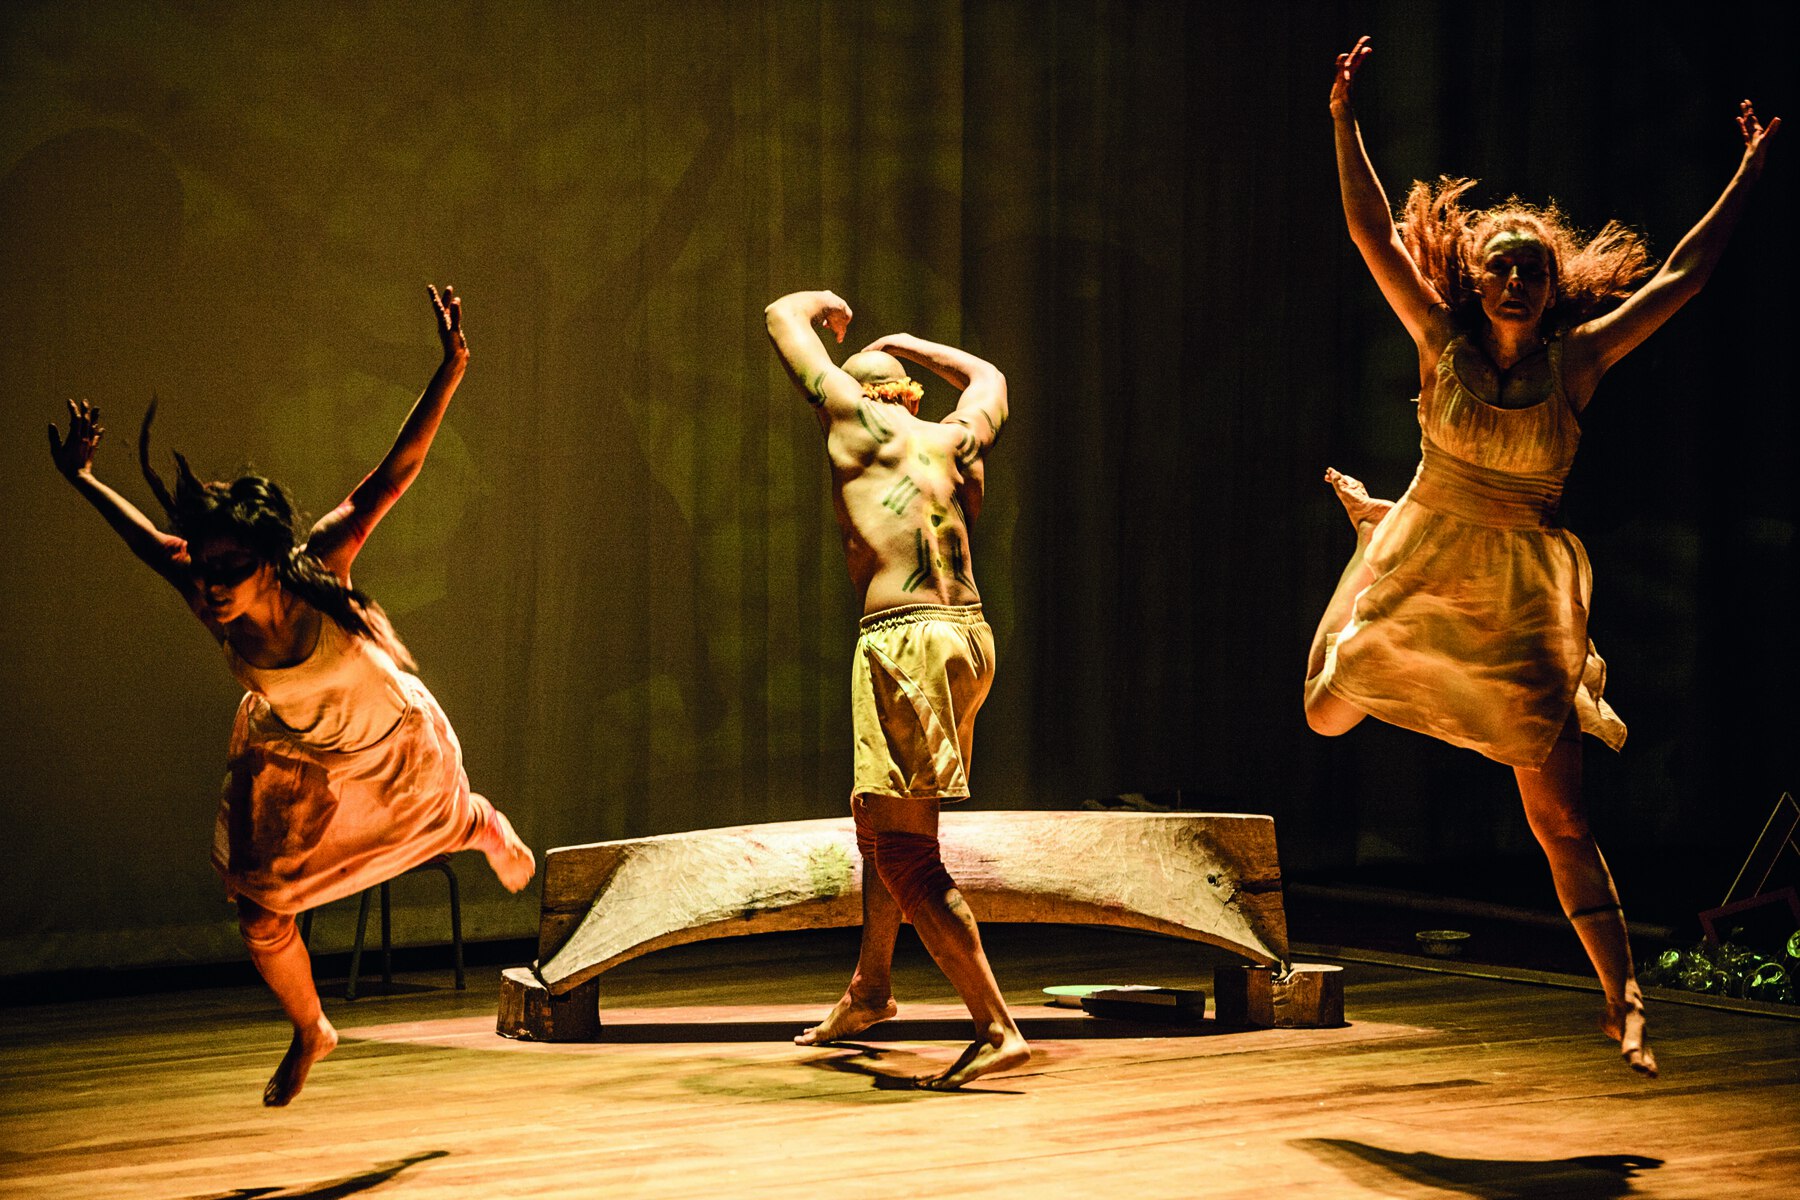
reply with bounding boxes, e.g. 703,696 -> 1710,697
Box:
1330,36 -> 1371,117
430,284 -> 468,361
48,398 -> 103,479
1737,100 -> 1781,175
817,290 -> 853,343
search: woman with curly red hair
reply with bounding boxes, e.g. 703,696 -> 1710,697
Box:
49,287 -> 535,1106
1305,37 -> 1779,1076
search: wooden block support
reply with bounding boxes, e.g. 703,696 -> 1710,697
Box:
497,966 -> 602,1042
1213,963 -> 1345,1028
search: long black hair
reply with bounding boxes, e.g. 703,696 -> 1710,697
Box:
139,400 -> 416,671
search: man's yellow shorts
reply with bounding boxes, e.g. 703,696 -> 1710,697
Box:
851,603 -> 995,802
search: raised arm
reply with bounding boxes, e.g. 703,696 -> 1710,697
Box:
307,285 -> 469,578
764,290 -> 867,427
1330,37 -> 1450,354
49,399 -> 193,596
861,332 -> 1007,464
1564,101 -> 1780,401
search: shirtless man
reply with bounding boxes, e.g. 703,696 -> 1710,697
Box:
765,289 -> 1028,1090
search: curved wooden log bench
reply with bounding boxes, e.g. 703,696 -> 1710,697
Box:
497,811 -> 1335,1040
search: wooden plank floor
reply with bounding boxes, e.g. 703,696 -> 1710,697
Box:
2,925 -> 1797,1199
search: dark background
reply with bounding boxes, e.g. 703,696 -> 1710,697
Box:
2,1 -> 1793,974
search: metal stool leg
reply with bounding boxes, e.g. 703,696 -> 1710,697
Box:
346,887 -> 374,1001
379,881 -> 393,987
443,862 -> 464,990
326,859 -> 463,999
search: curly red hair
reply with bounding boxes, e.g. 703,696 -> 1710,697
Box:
1398,177 -> 1656,332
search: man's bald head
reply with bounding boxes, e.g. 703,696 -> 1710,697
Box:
842,350 -> 907,386
842,350 -> 922,415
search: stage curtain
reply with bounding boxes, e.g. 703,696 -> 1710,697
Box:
0,1 -> 1792,972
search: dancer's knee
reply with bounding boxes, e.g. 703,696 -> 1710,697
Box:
872,830 -> 956,921
1519,782 -> 1593,844
238,904 -> 298,955
1528,808 -> 1593,845
1304,706 -> 1346,737
1303,689 -> 1359,737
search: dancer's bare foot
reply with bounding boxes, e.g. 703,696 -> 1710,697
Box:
481,804 -> 536,893
263,1015 -> 338,1107
914,1028 -> 1031,1090
1603,999 -> 1657,1077
795,989 -> 897,1045
1324,467 -> 1394,535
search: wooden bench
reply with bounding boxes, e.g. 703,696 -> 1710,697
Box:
496,811 -> 1340,1040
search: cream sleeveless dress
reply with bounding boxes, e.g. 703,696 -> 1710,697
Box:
210,614 -> 491,913
1320,334 -> 1627,768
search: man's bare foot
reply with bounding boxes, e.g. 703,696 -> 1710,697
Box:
1324,468 -> 1394,535
1603,999 -> 1657,1077
914,1028 -> 1031,1090
263,1016 -> 338,1107
480,804 -> 536,893
795,990 -> 897,1045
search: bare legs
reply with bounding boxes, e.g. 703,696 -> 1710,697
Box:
1309,467 -> 1652,1074
907,876 -> 1031,1089
1304,468 -> 1393,735
795,809 -> 900,1045
800,794 -> 1030,1088
238,900 -> 338,1106
1515,729 -> 1656,1076
236,800 -> 532,1108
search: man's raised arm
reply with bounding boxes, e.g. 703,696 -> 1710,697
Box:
765,290 -> 866,425
862,333 -> 1007,463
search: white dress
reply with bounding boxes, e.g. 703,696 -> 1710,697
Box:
1320,334 -> 1627,768
210,615 -> 489,913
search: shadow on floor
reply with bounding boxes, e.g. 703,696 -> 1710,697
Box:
1297,1138 -> 1662,1199
799,1045 -> 1029,1094
182,1150 -> 448,1200
593,1012 -> 1239,1044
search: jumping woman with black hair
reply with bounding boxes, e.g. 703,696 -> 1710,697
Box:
50,286 -> 534,1106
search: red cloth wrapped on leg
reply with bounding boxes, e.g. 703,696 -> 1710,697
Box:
873,830 -> 956,921
852,804 -> 879,860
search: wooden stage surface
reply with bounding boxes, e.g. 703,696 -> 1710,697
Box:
2,925 -> 1796,1199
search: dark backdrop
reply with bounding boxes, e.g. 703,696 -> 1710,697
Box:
2,1 -> 1793,973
